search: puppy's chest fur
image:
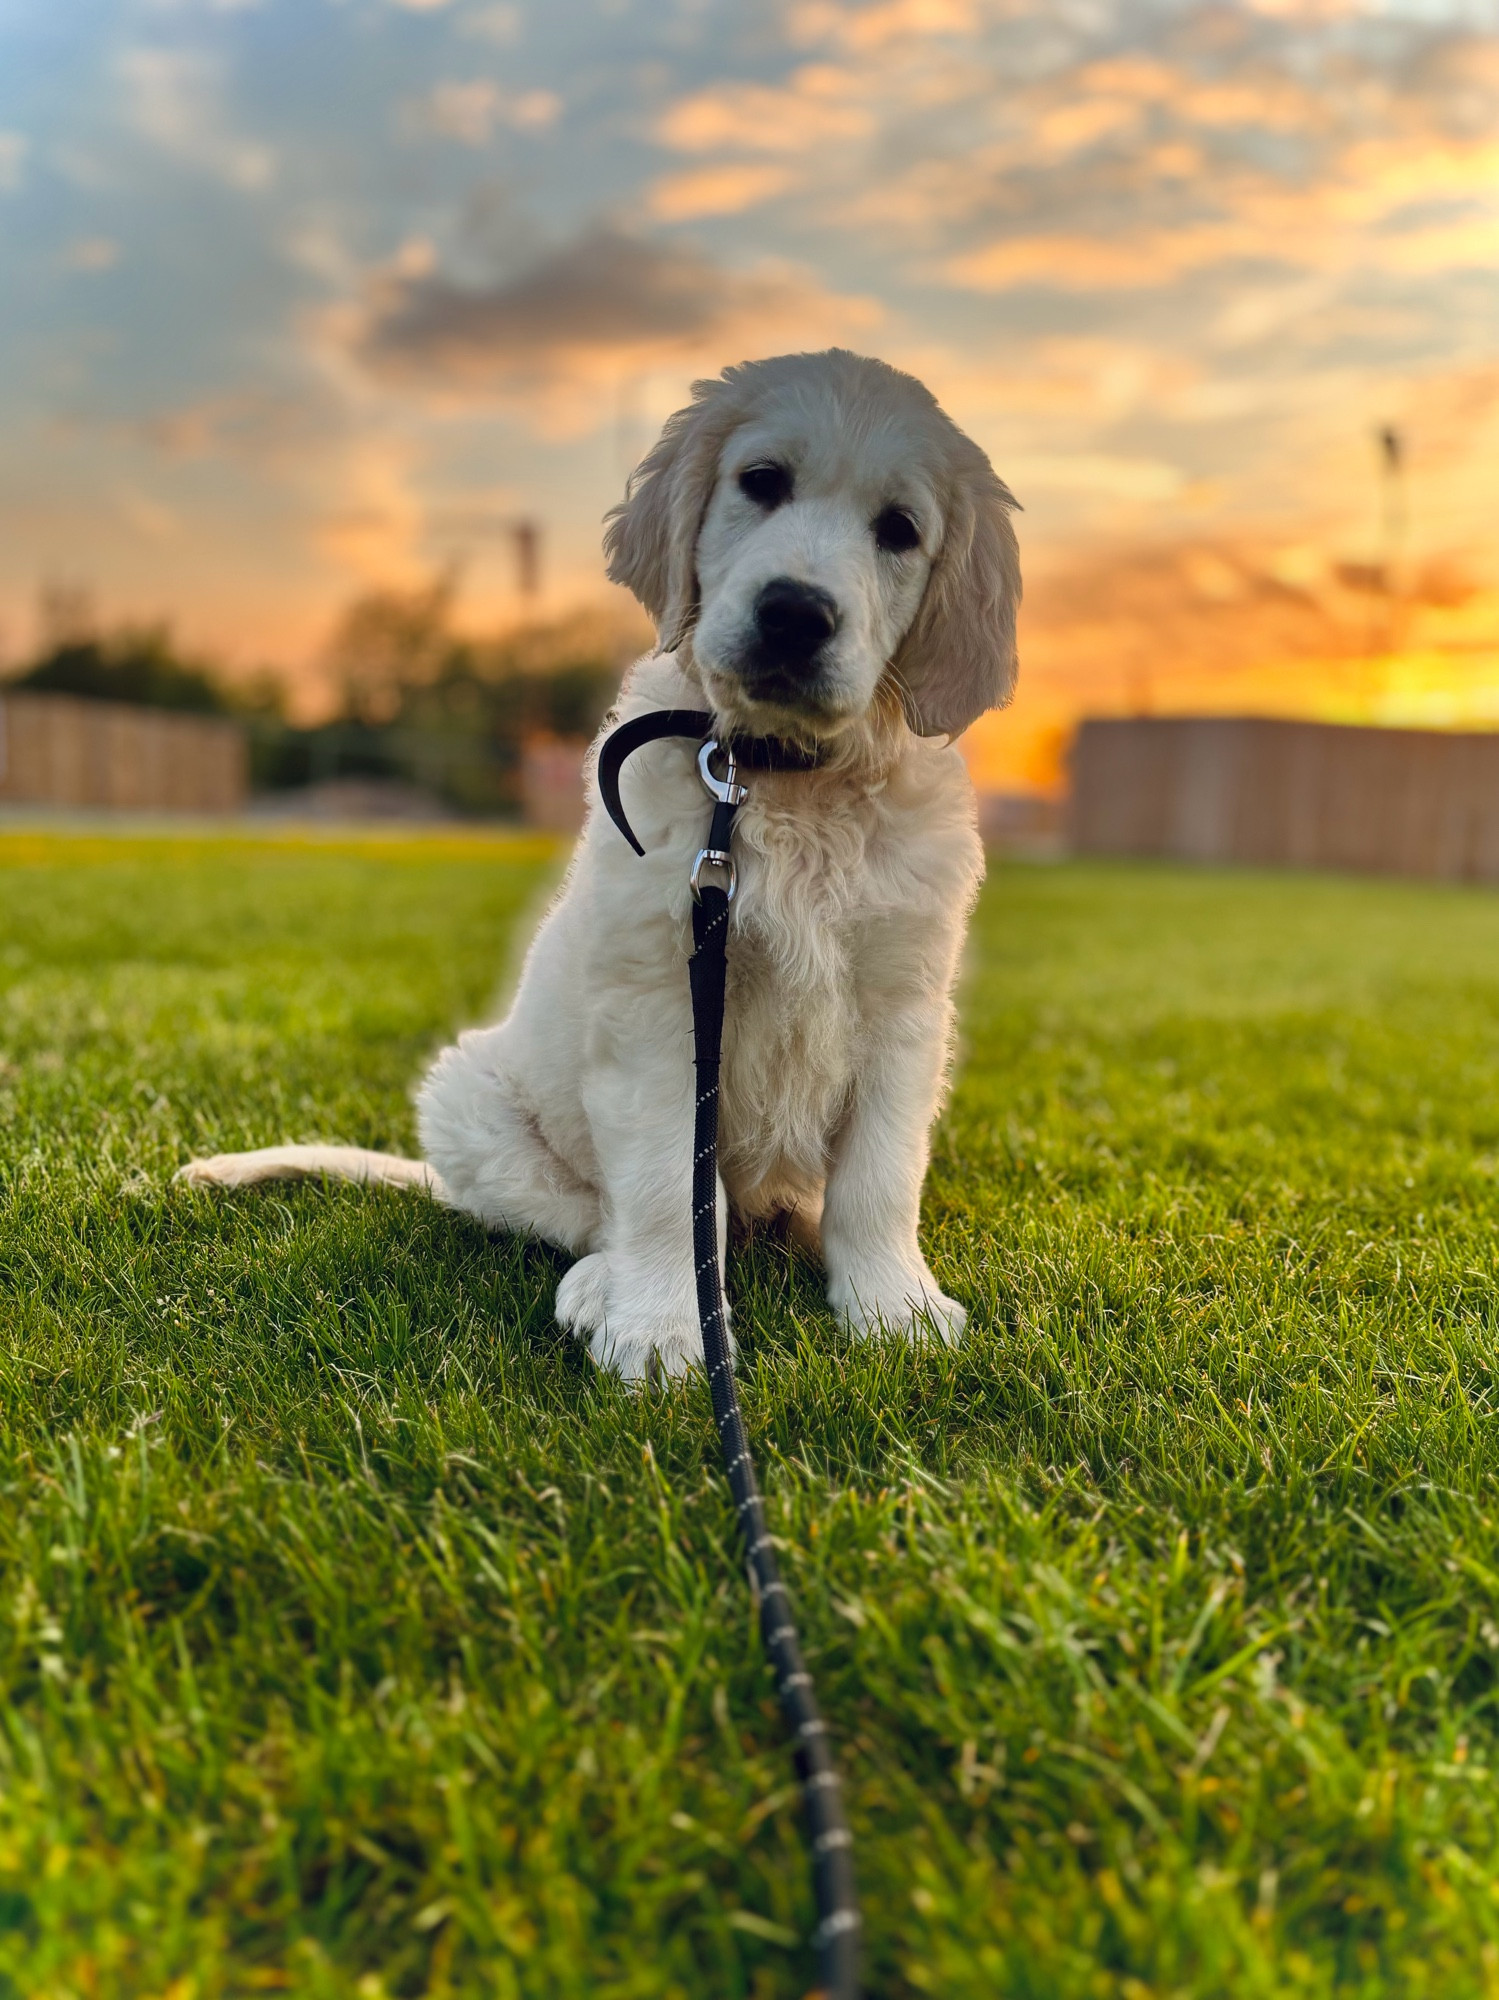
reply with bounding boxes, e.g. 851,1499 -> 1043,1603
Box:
715,774 -> 928,1210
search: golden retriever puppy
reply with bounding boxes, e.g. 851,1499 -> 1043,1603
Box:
181,349 -> 1021,1380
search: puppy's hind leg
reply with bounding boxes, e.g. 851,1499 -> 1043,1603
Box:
786,1183 -> 825,1259
417,1027 -> 600,1256
180,1031 -> 601,1257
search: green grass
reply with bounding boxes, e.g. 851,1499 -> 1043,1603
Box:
4,829 -> 1499,1998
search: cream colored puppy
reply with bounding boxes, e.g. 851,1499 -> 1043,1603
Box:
182,350 -> 1021,1380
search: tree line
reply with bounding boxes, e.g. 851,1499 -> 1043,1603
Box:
5,580 -> 634,816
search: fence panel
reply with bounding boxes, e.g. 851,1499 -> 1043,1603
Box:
1070,718 -> 1499,881
0,694 -> 248,814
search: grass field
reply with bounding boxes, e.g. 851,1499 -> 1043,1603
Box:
5,828 -> 1499,1998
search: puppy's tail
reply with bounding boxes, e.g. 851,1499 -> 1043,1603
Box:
175,1144 -> 446,1199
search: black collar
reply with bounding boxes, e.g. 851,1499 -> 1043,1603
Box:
598,707 -> 824,857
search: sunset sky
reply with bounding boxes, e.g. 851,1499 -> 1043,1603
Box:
2,0 -> 1497,788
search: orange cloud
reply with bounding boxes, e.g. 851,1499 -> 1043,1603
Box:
656,66 -> 872,154
945,127 -> 1499,294
315,442 -> 428,585
964,534 -> 1499,797
1002,452 -> 1187,503
646,162 -> 794,221
788,0 -> 979,49
947,233 -> 1197,291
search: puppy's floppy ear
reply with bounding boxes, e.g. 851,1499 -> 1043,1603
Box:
603,369 -> 746,653
892,447 -> 1022,739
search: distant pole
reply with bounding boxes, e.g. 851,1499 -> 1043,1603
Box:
38,579 -> 95,650
511,520 -> 541,599
1373,425 -> 1406,660
1378,425 -> 1405,558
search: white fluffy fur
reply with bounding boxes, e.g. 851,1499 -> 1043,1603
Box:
180,350 -> 1021,1382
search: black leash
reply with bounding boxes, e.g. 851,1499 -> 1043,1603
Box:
601,710 -> 862,2000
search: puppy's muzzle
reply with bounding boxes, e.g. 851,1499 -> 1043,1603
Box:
742,577 -> 840,699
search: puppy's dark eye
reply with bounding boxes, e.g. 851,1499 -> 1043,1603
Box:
874,507 -> 921,554
738,463 -> 792,510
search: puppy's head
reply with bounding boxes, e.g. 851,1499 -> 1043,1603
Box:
604,349 -> 1021,740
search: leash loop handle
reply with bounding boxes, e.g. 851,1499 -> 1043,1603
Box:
600,710 -> 863,1999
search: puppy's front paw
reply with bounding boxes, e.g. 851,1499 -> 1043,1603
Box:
555,1251 -> 611,1334
589,1318 -> 709,1384
554,1254 -> 720,1383
827,1262 -> 967,1347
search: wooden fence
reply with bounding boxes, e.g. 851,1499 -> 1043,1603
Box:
1070,717 -> 1499,881
0,693 -> 248,814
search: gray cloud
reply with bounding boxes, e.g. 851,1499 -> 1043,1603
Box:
341,225 -> 878,431
353,227 -> 836,394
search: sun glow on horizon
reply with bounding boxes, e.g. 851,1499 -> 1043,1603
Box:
1,0 -> 1495,783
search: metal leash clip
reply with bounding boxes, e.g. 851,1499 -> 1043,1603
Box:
690,847 -> 736,901
691,739 -> 745,903
697,738 -> 747,807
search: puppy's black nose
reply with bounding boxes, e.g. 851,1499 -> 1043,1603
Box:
753,577 -> 838,665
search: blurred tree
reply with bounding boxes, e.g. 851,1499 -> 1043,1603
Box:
10,600 -> 283,718
385,605 -> 625,815
258,582 -> 642,815
326,573 -> 457,726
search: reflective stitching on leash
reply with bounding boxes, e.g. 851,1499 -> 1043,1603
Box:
601,711 -> 861,1999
